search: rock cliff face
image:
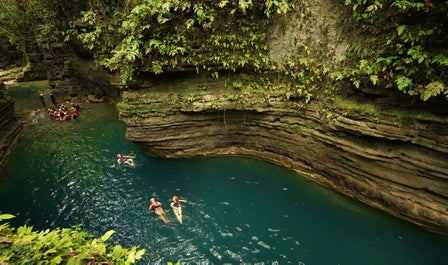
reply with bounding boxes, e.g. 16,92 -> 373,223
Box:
118,75 -> 448,235
0,85 -> 23,166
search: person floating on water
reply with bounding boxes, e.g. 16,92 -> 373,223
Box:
171,195 -> 187,208
117,154 -> 135,166
149,198 -> 169,223
171,195 -> 187,223
39,93 -> 46,109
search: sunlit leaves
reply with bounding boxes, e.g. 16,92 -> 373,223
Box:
72,0 -> 295,87
0,213 -> 15,221
432,54 -> 448,66
0,217 -> 145,264
396,25 -> 406,36
421,81 -> 445,101
185,18 -> 194,29
218,0 -> 229,8
395,75 -> 413,91
152,61 -> 163,74
341,0 -> 448,101
369,75 -> 378,85
100,230 -> 115,241
392,0 -> 426,11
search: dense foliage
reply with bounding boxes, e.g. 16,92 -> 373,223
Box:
337,0 -> 448,101
66,0 -> 296,85
0,213 -> 145,264
1,0 -> 447,100
0,0 -> 51,62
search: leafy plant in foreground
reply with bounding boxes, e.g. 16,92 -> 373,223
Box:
0,213 -> 145,264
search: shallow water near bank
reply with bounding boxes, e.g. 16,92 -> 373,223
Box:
1,81 -> 447,264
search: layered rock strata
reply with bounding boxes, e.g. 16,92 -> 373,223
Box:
119,76 -> 448,235
0,93 -> 23,166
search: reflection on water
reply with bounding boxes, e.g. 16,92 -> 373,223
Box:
0,82 -> 447,264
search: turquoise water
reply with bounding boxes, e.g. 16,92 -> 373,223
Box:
1,82 -> 447,264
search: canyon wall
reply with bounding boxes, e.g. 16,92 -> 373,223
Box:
115,0 -> 448,234
1,0 -> 446,235
0,84 -> 23,166
118,75 -> 448,235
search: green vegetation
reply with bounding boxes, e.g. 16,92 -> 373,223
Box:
66,0 -> 297,85
1,0 -> 447,262
0,0 -> 53,64
67,0 -> 331,106
0,213 -> 145,264
334,0 -> 448,101
2,0 -> 445,104
331,95 -> 381,121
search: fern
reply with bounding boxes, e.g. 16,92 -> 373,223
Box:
421,81 -> 445,101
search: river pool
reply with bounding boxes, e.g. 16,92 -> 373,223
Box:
0,81 -> 447,264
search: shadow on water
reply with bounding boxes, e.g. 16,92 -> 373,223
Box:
1,81 -> 447,264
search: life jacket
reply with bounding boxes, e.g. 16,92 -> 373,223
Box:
150,201 -> 160,210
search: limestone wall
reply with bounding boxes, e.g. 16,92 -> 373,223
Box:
0,85 -> 23,166
118,77 -> 448,235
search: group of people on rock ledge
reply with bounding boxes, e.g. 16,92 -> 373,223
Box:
39,92 -> 81,121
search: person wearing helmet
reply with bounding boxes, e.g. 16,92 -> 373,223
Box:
170,195 -> 187,208
171,195 -> 187,224
39,93 -> 46,109
149,198 -> 169,223
49,92 -> 57,106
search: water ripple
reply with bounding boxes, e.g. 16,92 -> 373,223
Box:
1,102 -> 447,265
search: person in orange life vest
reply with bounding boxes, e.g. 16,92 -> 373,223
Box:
72,102 -> 81,111
53,111 -> 61,121
71,109 -> 78,119
59,109 -> 65,120
170,195 -> 187,208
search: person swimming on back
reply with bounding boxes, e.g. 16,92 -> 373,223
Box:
117,154 -> 135,166
149,198 -> 169,223
149,198 -> 161,210
170,195 -> 187,208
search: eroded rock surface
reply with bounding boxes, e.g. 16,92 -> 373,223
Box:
119,76 -> 448,235
0,94 -> 23,166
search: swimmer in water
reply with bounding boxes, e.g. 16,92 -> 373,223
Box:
117,154 -> 135,166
